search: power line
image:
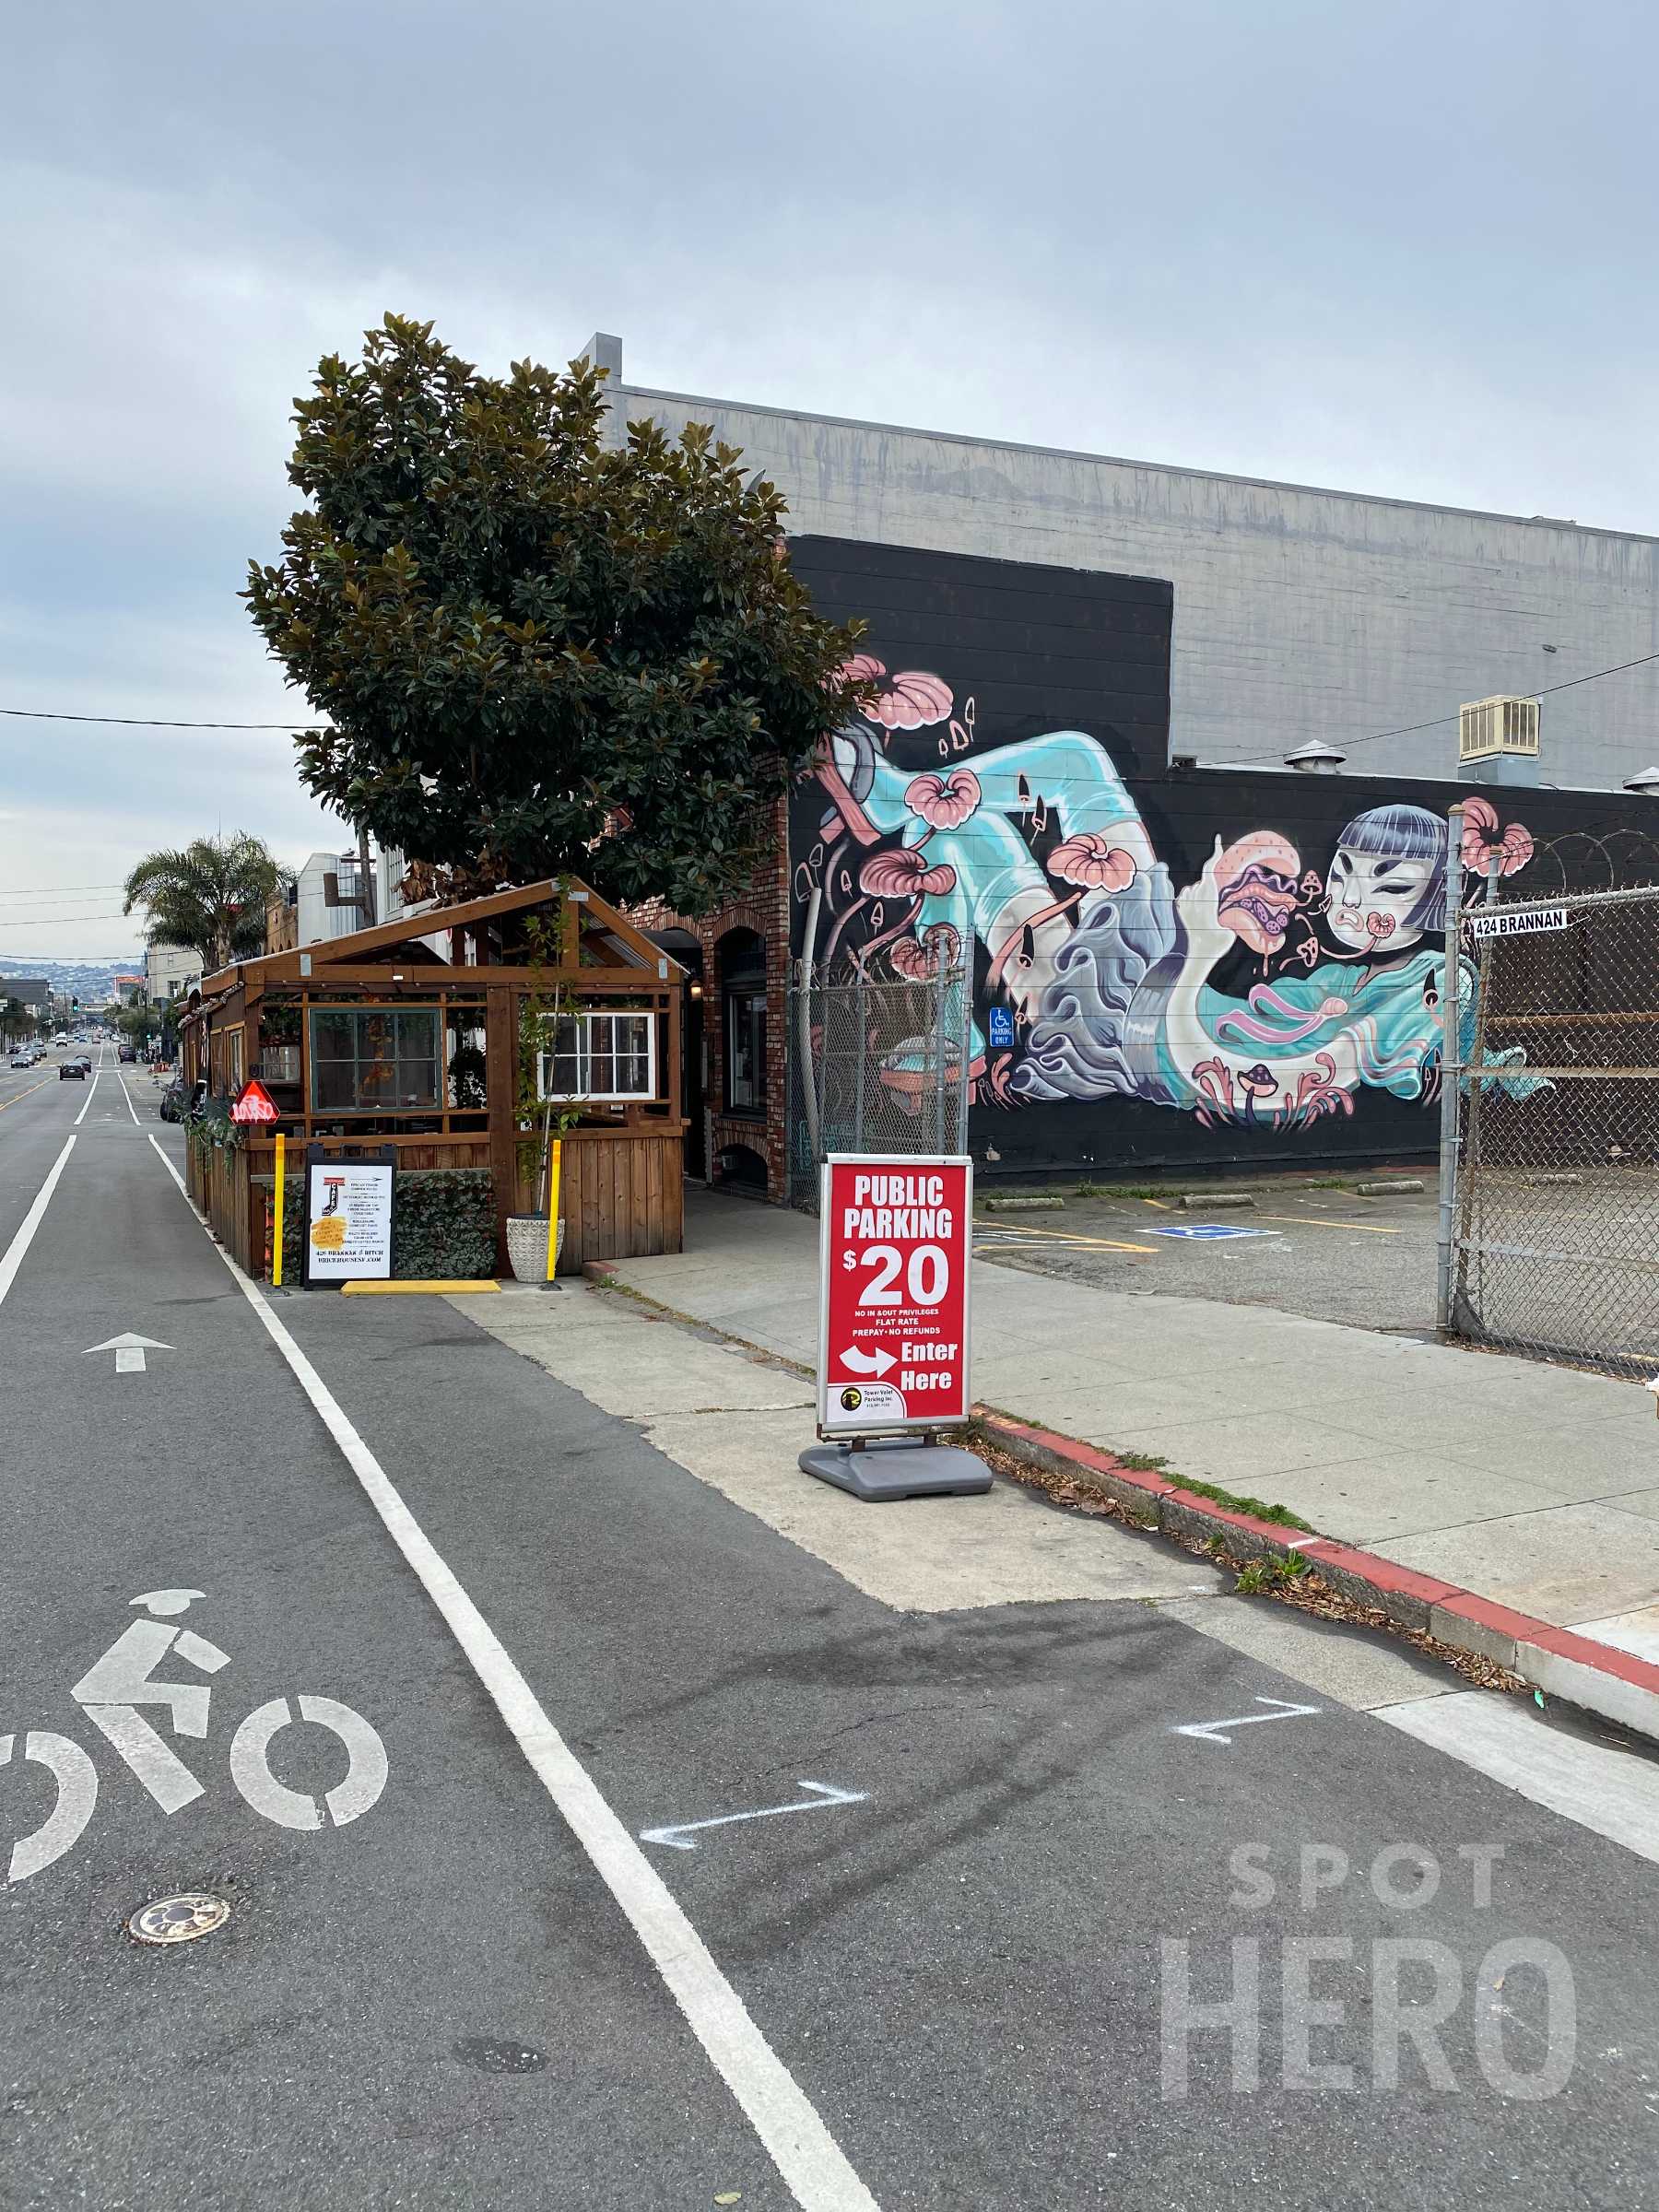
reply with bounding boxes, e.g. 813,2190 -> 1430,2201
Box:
1228,649 -> 1659,766
0,889 -> 124,904
1,707 -> 327,730
0,913 -> 131,927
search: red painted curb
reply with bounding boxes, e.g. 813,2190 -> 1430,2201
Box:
979,1408 -> 1659,1719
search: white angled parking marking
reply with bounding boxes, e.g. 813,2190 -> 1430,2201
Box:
641,1781 -> 868,1852
1174,1695 -> 1323,1745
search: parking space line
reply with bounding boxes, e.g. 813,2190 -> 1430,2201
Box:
146,1135 -> 879,2212
974,1219 -> 1157,1254
1255,1213 -> 1400,1235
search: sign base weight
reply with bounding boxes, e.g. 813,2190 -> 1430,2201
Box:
799,1438 -> 993,1503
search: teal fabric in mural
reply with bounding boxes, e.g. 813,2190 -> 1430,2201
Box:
801,663 -> 1545,1135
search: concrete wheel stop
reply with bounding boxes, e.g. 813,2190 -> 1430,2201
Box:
799,1438 -> 994,1502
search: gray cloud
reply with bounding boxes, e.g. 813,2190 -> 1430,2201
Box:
6,0 -> 1657,952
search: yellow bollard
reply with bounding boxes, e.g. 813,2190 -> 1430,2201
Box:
545,1138 -> 562,1281
273,1132 -> 286,1288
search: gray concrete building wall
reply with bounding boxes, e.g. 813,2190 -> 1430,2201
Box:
586,338 -> 1659,790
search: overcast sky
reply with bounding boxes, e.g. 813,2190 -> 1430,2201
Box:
5,0 -> 1656,955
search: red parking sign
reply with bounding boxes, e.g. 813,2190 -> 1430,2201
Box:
818,1155 -> 972,1437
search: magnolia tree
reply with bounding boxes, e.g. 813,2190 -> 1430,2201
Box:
244,315 -> 870,915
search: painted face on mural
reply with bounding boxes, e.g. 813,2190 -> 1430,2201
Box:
1214,831 -> 1300,955
1325,845 -> 1434,952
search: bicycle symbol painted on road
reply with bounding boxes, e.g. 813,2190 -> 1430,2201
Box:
1,1588 -> 388,1886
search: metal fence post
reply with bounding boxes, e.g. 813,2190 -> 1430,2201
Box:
957,964 -> 972,1155
1435,806 -> 1465,1334
852,960 -> 866,1154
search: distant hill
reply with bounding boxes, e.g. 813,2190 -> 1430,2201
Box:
0,954 -> 146,1005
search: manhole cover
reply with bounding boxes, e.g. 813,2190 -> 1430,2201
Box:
127,1893 -> 231,1946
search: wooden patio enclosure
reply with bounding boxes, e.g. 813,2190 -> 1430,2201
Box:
179,878 -> 686,1279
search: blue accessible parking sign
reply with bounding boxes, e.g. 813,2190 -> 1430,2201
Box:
1148,1225 -> 1281,1240
987,1007 -> 1015,1048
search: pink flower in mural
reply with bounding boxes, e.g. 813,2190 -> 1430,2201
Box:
904,769 -> 982,828
1460,795 -> 1535,877
840,653 -> 887,687
1048,832 -> 1138,892
859,847 -> 959,900
838,654 -> 955,730
889,924 -> 963,980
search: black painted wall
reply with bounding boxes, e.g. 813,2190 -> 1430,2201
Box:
788,535 -> 1657,1180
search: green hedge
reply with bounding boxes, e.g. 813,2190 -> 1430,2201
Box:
253,1168 -> 498,1283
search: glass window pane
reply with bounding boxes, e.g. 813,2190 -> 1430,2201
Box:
312,1011 -> 355,1061
313,1059 -> 359,1111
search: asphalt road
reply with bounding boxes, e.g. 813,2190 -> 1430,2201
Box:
4,1053 -> 1657,2209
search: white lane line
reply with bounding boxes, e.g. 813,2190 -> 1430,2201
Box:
114,1067 -> 142,1126
1374,1689 -> 1659,1868
146,1134 -> 877,2212
73,1062 -> 101,1125
0,1135 -> 76,1312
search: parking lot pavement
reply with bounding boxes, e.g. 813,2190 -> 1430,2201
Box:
972,1174 -> 1441,1336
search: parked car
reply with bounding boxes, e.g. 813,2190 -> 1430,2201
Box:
158,1077 -> 201,1124
59,1058 -> 87,1080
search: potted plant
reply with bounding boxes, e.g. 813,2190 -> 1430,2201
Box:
506,905 -> 581,1285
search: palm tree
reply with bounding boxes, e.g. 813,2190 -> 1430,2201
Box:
124,834 -> 287,975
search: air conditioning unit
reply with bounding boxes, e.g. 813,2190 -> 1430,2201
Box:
1459,695 -> 1539,764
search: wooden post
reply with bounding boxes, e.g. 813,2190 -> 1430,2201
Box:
485,982 -> 515,1273
273,1132 -> 286,1287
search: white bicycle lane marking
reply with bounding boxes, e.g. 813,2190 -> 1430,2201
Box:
3,1589 -> 391,1882
147,1131 -> 880,2212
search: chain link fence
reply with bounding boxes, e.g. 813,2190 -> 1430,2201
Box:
786,959 -> 972,1208
1444,876 -> 1659,1376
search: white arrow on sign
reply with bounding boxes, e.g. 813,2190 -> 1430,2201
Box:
82,1332 -> 173,1375
839,1345 -> 896,1377
641,1780 -> 867,1852
1173,1695 -> 1323,1746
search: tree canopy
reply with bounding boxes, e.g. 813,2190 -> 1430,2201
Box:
243,314 -> 869,915
123,833 -> 285,974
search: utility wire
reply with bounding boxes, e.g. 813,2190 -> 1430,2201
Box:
1,707 -> 326,730
0,885 -> 124,900
1227,649 -> 1659,765
7,636 -> 1659,759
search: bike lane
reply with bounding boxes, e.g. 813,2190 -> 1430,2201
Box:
0,1116 -> 792,2211
260,1246 -> 1659,2210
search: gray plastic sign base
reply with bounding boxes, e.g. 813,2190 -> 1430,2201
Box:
799,1438 -> 993,1502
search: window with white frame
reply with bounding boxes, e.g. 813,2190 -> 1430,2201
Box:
539,1009 -> 655,1103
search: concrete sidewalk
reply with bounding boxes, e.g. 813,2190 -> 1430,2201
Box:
601,1190 -> 1659,1675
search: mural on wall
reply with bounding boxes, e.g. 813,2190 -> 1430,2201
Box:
794,659 -> 1541,1135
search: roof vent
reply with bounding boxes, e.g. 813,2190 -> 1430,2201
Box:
1622,765 -> 1659,795
1284,740 -> 1346,775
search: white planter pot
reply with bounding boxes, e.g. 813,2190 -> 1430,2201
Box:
506,1214 -> 564,1284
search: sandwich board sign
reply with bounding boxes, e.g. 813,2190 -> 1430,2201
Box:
304,1157 -> 394,1283
800,1155 -> 989,1501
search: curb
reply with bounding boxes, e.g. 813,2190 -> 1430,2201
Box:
582,1266 -> 1659,1747
981,1412 -> 1659,1747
